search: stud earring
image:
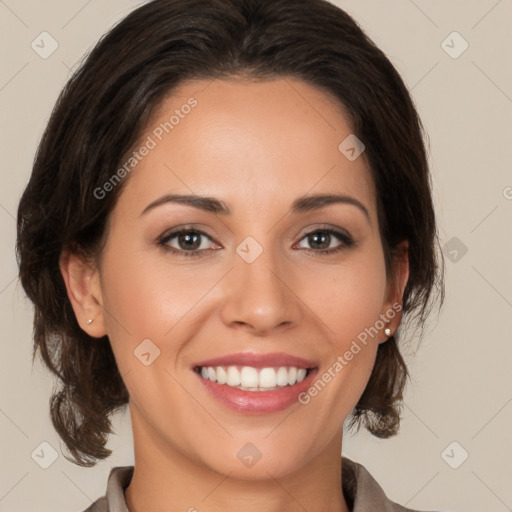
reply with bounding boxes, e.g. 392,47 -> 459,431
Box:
86,319 -> 94,325
384,327 -> 392,337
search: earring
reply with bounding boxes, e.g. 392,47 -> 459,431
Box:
86,319 -> 94,325
384,327 -> 392,337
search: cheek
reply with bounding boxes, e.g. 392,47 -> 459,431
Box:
98,245 -> 227,374
99,248 -> 207,332
297,246 -> 388,342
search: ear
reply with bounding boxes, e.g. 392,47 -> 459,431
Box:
59,249 -> 107,338
380,240 -> 409,341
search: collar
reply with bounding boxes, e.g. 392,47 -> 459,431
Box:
89,457 -> 420,512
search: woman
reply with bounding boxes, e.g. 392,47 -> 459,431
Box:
16,0 -> 444,510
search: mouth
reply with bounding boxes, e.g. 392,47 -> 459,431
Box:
192,352 -> 318,414
194,365 -> 312,391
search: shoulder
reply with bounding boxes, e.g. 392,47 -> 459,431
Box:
81,497 -> 107,512
80,466 -> 134,512
342,457 -> 442,512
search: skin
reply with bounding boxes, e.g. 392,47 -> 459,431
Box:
61,77 -> 409,512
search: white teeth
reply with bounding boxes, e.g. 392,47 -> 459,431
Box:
241,366 -> 259,388
276,367 -> 289,386
207,367 -> 216,381
227,366 -> 241,386
259,367 -> 277,388
216,366 -> 227,384
198,365 -> 310,391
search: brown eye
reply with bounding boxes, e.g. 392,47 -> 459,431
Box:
306,231 -> 331,250
176,232 -> 202,250
158,229 -> 217,257
297,228 -> 354,254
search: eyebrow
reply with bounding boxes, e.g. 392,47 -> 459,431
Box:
140,193 -> 370,220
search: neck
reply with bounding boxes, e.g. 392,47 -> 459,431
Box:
124,405 -> 350,512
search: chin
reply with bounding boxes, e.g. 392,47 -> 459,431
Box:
197,439 -> 314,481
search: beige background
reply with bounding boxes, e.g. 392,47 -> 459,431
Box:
1,1 -> 511,511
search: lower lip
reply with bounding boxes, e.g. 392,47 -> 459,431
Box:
195,369 -> 318,414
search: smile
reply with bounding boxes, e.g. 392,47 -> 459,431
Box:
195,365 -> 310,391
192,352 -> 318,414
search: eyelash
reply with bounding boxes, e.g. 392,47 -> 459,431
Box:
157,226 -> 355,258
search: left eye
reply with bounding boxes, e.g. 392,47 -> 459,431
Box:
296,229 -> 353,252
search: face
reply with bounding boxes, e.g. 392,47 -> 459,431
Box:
67,77 -> 407,480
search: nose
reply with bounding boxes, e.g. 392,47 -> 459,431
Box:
219,244 -> 302,335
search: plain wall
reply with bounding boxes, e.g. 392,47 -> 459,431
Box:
1,1 -> 511,511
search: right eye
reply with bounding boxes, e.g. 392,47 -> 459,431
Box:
157,228 -> 219,258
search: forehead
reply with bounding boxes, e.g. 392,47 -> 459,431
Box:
116,77 -> 377,220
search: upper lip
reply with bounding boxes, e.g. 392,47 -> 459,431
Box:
193,352 -> 317,369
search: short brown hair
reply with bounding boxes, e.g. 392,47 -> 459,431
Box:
17,0 -> 444,467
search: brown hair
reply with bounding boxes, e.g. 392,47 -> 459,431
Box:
17,0 -> 444,467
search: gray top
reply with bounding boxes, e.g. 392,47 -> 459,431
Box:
82,457 -> 436,512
